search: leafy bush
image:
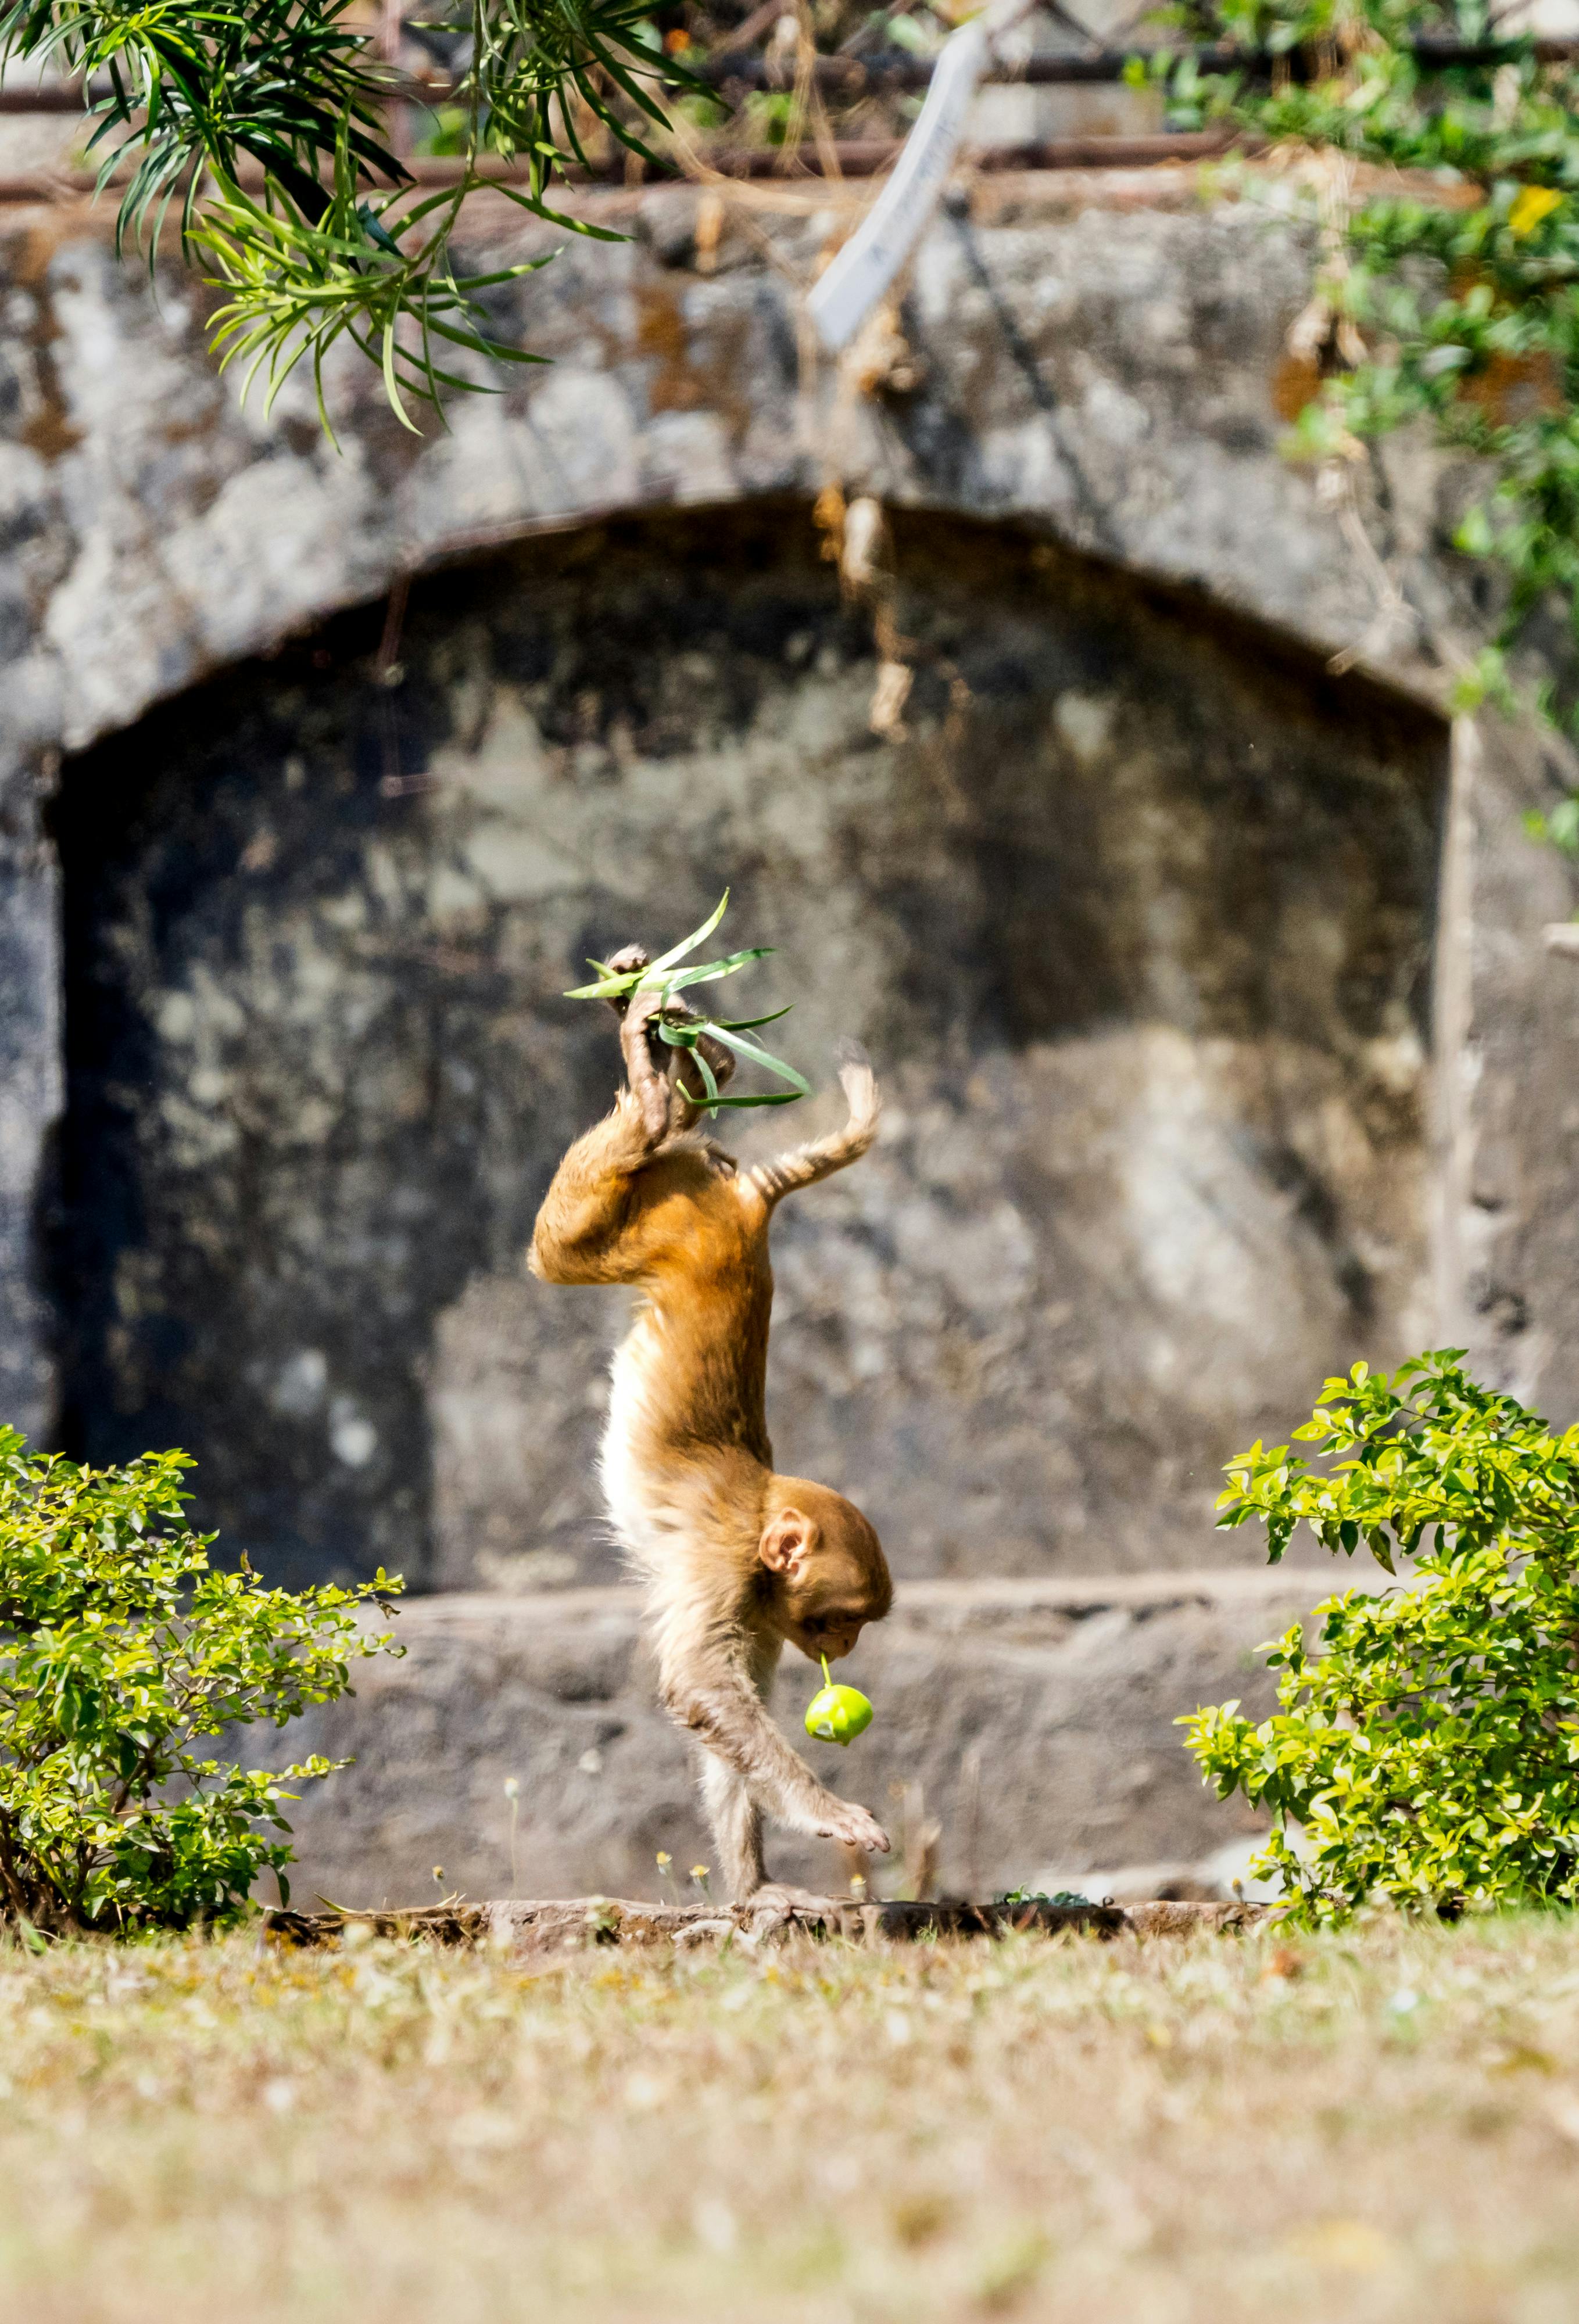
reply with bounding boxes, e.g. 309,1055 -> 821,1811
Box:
0,1432 -> 401,1935
1184,1354 -> 1579,1924
0,0 -> 671,424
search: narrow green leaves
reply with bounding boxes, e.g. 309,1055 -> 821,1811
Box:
566,892 -> 809,1116
0,0 -> 672,424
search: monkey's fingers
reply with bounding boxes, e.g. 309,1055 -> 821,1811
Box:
817,1803 -> 890,1855
747,1884 -> 851,1936
603,943 -> 651,1017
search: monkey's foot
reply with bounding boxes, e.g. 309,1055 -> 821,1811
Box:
745,1883 -> 857,1936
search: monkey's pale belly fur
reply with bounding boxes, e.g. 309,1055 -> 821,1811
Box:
600,1301 -> 694,1573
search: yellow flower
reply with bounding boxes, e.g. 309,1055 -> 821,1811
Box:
689,1865 -> 710,1881
1509,185 -> 1562,238
655,1852 -> 671,1867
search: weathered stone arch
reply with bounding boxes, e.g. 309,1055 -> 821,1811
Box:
2,171 -> 1577,1549
53,497 -> 1445,1588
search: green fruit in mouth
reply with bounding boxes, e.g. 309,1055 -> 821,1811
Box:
804,1656 -> 874,1746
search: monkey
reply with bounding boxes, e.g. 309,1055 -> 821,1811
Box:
528,943 -> 893,1909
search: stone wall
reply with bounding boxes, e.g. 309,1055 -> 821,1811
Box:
1,167 -> 1577,1593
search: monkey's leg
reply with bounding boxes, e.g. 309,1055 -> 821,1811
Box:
527,1088 -> 666,1283
747,1040 -> 879,1208
699,1752 -> 767,1901
617,984 -> 676,1143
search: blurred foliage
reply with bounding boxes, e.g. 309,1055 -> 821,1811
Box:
0,0 -> 961,426
1185,1354 -> 1579,1924
0,1430 -> 402,1934
1133,0 -> 1579,784
0,0 -> 672,424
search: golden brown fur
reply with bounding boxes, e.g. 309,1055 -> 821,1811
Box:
528,958 -> 891,1902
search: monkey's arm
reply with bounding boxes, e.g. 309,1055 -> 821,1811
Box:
655,1595 -> 887,1864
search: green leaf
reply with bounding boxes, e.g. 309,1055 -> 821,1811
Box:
704,1024 -> 810,1091
653,949 -> 774,994
712,1006 -> 794,1032
644,892 -> 731,978
699,1089 -> 805,1109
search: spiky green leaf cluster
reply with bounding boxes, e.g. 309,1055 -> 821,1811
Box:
1143,1 -> 1579,775
0,1429 -> 403,1934
566,891 -> 811,1114
1183,1353 -> 1579,1925
0,0 -> 672,424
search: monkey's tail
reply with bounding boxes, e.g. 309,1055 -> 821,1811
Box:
747,1039 -> 879,1207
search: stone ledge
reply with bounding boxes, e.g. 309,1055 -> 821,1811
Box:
403,1567 -> 1330,1627
263,1893 -> 1269,1956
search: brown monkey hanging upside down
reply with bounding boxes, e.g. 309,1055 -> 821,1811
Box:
529,945 -> 893,1907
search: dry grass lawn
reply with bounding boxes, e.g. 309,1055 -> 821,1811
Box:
3,1911 -> 1579,2321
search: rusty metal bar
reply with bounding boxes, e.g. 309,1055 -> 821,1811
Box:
0,128 -> 1247,203
1,31 -> 1574,119
686,33 -> 1579,88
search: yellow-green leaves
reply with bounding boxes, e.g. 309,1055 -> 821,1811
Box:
0,1429 -> 403,1935
1156,11 -> 1579,765
1188,1354 -> 1579,1925
1508,184 -> 1563,239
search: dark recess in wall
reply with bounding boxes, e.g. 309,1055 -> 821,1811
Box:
47,498 -> 1448,1593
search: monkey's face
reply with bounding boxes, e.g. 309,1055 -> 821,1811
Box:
758,1479 -> 893,1665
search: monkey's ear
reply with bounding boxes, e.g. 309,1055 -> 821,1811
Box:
758,1508 -> 816,1580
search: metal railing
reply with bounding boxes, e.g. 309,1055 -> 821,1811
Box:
0,33 -> 1571,202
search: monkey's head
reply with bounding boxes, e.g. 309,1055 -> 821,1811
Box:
758,1475 -> 893,1664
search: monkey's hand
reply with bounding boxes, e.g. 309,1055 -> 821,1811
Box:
614,956 -> 736,1139
811,1798 -> 890,1855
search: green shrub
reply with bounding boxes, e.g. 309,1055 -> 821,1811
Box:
1184,1354 -> 1579,1925
0,1431 -> 401,1935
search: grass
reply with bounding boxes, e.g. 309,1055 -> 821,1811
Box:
3,1913 -> 1579,2322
